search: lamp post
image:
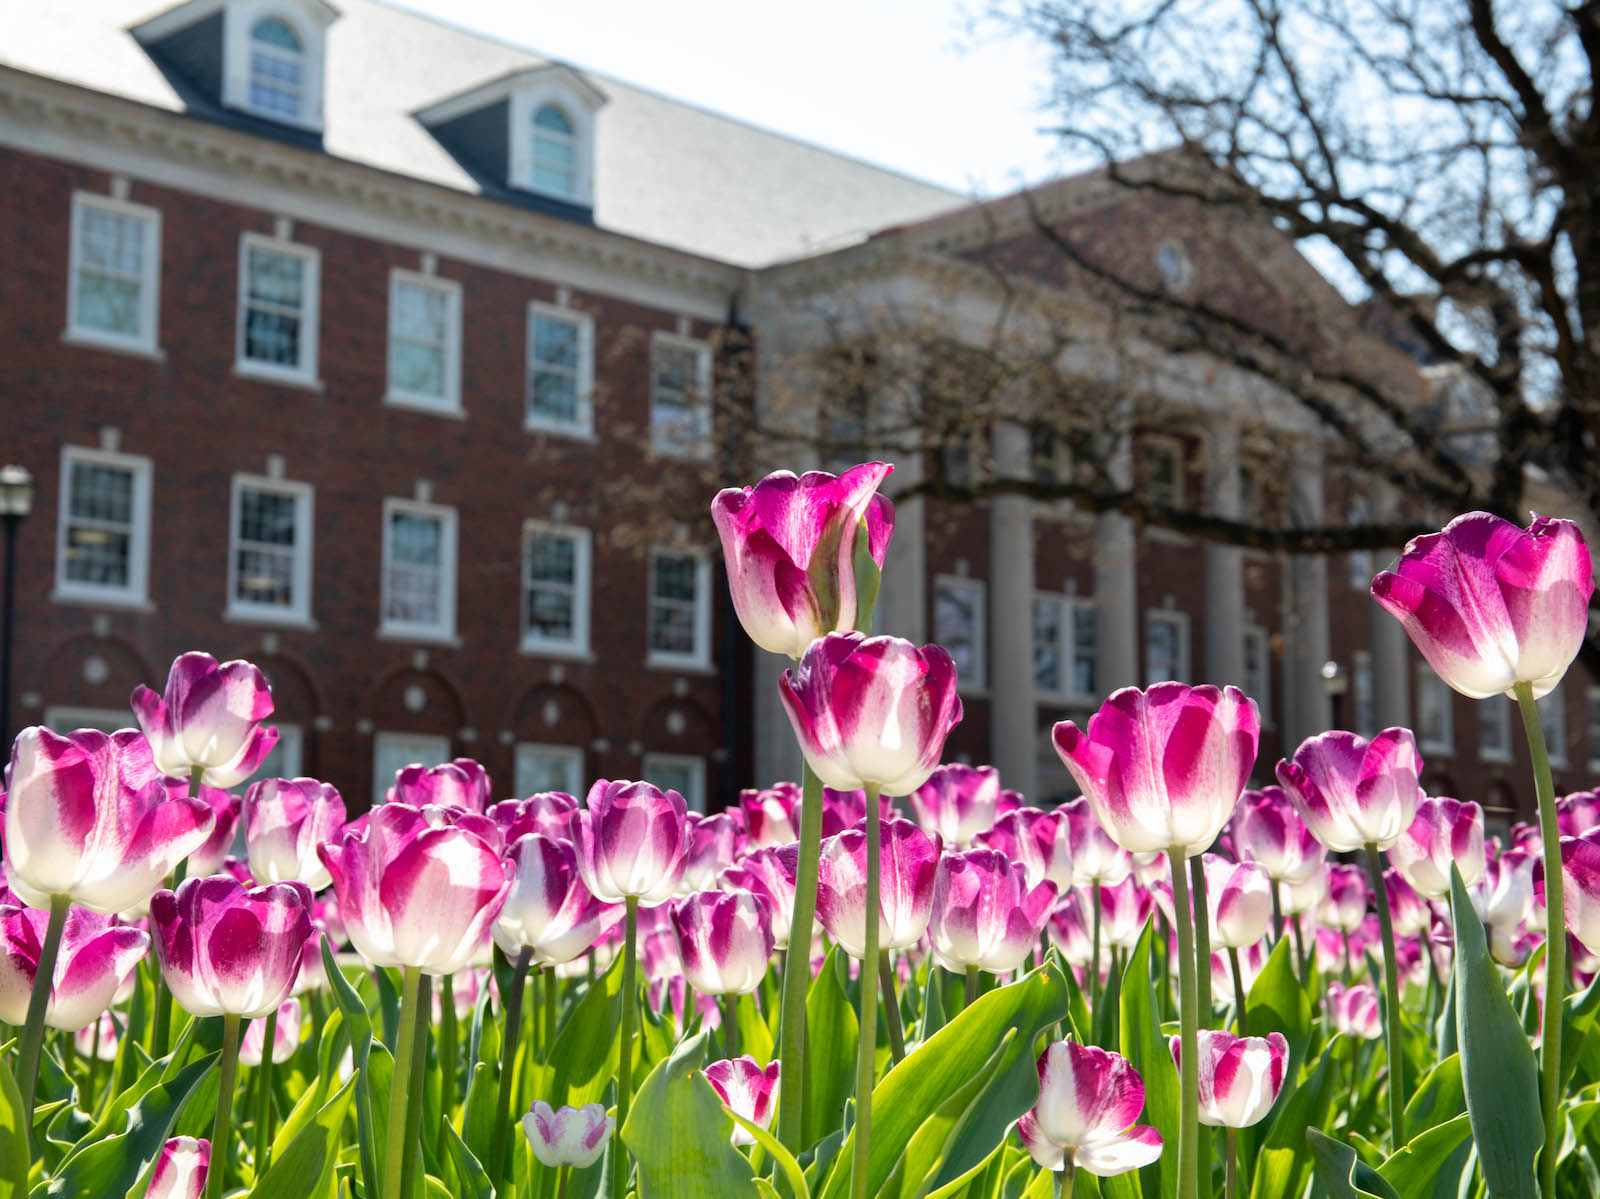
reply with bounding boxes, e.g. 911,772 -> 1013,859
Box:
0,464 -> 36,750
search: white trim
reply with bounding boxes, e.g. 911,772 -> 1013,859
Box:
521,521 -> 592,656
505,75 -> 603,207
513,742 -> 585,798
1416,664 -> 1454,756
649,331 -> 713,459
226,473 -> 314,624
385,269 -> 462,414
1031,591 -> 1095,703
1242,623 -> 1272,725
645,546 -> 712,670
1144,607 -> 1191,685
53,445 -> 153,607
42,706 -> 132,734
372,730 -> 451,808
1479,694 -> 1513,763
1142,435 -> 1185,510
65,191 -> 162,354
641,751 -> 706,813
236,231 -> 321,384
380,497 -> 457,641
524,301 -> 595,438
934,574 -> 988,692
221,0 -> 334,133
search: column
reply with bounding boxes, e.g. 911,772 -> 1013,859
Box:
1286,445 -> 1331,744
1094,417 -> 1140,693
990,420 -> 1037,797
1203,423 -> 1245,688
1368,487 -> 1411,729
875,345 -> 927,645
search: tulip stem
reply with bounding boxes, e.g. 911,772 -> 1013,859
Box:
613,896 -> 639,1199
964,965 -> 979,1010
1290,915 -> 1307,981
253,1008 -> 279,1174
878,951 -> 905,1065
153,776 -> 199,1062
1225,1128 -> 1239,1199
401,974 -> 431,1199
776,761 -> 825,1156
1055,1159 -> 1074,1199
15,892 -> 70,1148
545,967 -> 558,1051
724,993 -> 739,1058
1090,884 -> 1102,1018
1270,878 -> 1284,944
1229,947 -> 1249,1037
206,1013 -> 242,1199
849,783 -> 883,1199
1515,681 -> 1563,1199
440,973 -> 459,1140
1187,854 -> 1212,1193
490,948 -> 533,1195
1168,850 -> 1200,1199
383,965 -> 422,1199
1364,842 -> 1406,1148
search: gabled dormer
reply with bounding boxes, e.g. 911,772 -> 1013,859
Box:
416,65 -> 607,221
132,0 -> 339,143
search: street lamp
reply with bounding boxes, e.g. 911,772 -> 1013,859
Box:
0,464 -> 36,749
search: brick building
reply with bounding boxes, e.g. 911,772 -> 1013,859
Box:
2,0 -> 1590,824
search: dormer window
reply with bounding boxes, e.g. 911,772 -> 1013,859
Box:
247,17 -> 306,120
532,105 -> 577,197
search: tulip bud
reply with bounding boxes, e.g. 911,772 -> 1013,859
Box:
1059,798 -> 1134,886
1016,1040 -> 1164,1176
738,784 -> 800,848
1326,982 -> 1382,1039
131,652 -> 278,788
704,1055 -> 781,1145
389,758 -> 493,814
670,890 -> 775,996
148,1137 -> 210,1199
522,1101 -> 613,1169
816,817 -> 941,959
1170,1030 -> 1289,1128
1319,864 -> 1370,933
1230,787 -> 1326,883
718,846 -> 799,949
571,780 -> 692,906
1276,729 -> 1424,853
0,903 -> 149,1030
1389,797 -> 1485,898
243,777 -> 347,892
909,764 -> 1002,848
978,807 -> 1074,891
494,834 -> 623,966
240,998 -> 303,1066
927,848 -> 1056,974
150,875 -> 313,1018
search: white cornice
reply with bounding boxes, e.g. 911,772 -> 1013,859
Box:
415,63 -> 608,128
0,67 -> 739,319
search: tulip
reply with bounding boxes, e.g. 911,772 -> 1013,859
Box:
909,763 -> 1002,847
74,1011 -> 120,1062
815,817 -> 942,959
148,1137 -> 210,1199
927,848 -> 1056,976
1561,832 -> 1600,957
679,811 -> 744,893
189,788 -> 243,878
0,903 -> 148,1029
1098,876 -> 1156,951
522,1101 -> 613,1169
978,807 -> 1074,891
1319,864 -> 1370,933
670,890 -> 775,997
711,462 -> 895,660
1473,846 -> 1537,930
493,834 -> 623,967
821,787 -> 895,837
1326,982 -> 1382,1040
1275,729 -> 1424,854
1047,891 -> 1092,967
1559,791 -> 1600,838
489,793 -> 579,843
149,876 -> 312,1018
131,652 -> 278,789
572,780 -> 691,906
243,777 -> 347,892
704,1055 -> 781,1146
1199,856 -> 1271,950
1170,1030 -> 1289,1130
1389,797 -> 1485,899
719,846 -> 799,948
1208,939 -> 1270,1005
240,997 -> 303,1066
1016,1040 -> 1164,1178
739,783 -> 800,847
389,758 -> 493,814
1230,786 -> 1326,934
1060,798 -> 1134,885
1384,870 -> 1432,939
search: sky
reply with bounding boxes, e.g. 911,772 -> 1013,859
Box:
390,0 -> 1074,199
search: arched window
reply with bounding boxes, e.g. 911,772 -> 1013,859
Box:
531,104 -> 576,197
248,17 -> 305,120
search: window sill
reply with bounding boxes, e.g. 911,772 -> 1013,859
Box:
376,628 -> 462,648
61,331 -> 165,361
385,394 -> 466,420
524,419 -> 598,443
645,657 -> 716,676
234,362 -> 325,392
1480,750 -> 1513,764
648,443 -> 713,462
519,643 -> 596,663
50,588 -> 154,613
224,608 -> 318,632
1419,742 -> 1454,757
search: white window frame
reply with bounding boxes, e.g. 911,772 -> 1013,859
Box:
372,731 -> 451,809
385,270 -> 462,415
649,332 -> 713,459
521,521 -> 592,657
226,474 -> 314,625
65,192 -> 162,354
507,81 -> 600,206
934,575 -> 988,693
1416,665 -> 1455,755
380,498 -> 458,642
1144,608 -> 1191,685
1242,624 -> 1271,723
514,742 -> 585,798
1032,592 -> 1095,703
221,1 -> 330,132
642,752 -> 706,813
1479,696 -> 1513,763
235,232 -> 320,385
1540,686 -> 1569,768
525,302 -> 595,438
53,445 -> 154,608
42,706 -> 133,734
1144,437 -> 1185,510
645,547 -> 712,670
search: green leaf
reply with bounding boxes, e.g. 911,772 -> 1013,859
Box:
620,1031 -> 759,1198
250,1072 -> 358,1199
805,945 -> 860,1147
919,963 -> 948,1045
892,1031 -> 1014,1199
850,514 -> 882,634
33,1051 -> 216,1199
1307,1128 -> 1403,1199
1119,921 -> 1180,1199
1449,864 -> 1541,1199
1376,1113 -> 1474,1199
0,1052 -> 28,1199
1245,937 -> 1312,1072
547,952 -> 624,1110
733,991 -> 776,1066
438,1116 -> 495,1199
727,1109 -> 811,1199
322,936 -> 382,1199
1403,1054 -> 1464,1138
460,1062 -> 498,1169
1249,1036 -> 1341,1199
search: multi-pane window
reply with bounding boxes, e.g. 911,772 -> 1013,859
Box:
647,549 -> 710,667
526,305 -> 593,435
1416,666 -> 1454,753
1145,441 -> 1183,509
238,235 -> 319,380
1033,594 -> 1094,699
387,273 -> 460,411
1145,611 -> 1190,685
934,576 -> 987,691
523,524 -> 591,654
372,731 -> 449,809
1539,687 -> 1568,766
515,743 -> 584,798
531,104 -> 577,197
1242,625 -> 1270,717
642,752 -> 706,812
1480,696 -> 1513,762
247,17 -> 305,121
55,448 -> 152,605
381,501 -> 456,639
228,477 -> 312,622
1352,652 -> 1375,737
650,334 -> 712,457
67,194 -> 161,351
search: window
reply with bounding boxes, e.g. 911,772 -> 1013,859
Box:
227,476 -> 313,623
642,752 -> 706,812
1352,652 -> 1375,737
1587,688 -> 1600,772
1480,696 -> 1513,762
941,431 -> 976,488
247,17 -> 305,121
1539,687 -> 1568,767
525,304 -> 594,436
1033,594 -> 1094,700
1416,666 -> 1454,754
531,104 -> 577,197
934,576 -> 987,691
66,193 -> 161,352
381,500 -> 457,640
387,272 -> 461,412
250,721 -> 303,783
647,549 -> 711,668
237,235 -> 319,382
1242,625 -> 1271,719
373,731 -> 450,809
523,523 -> 591,655
650,333 -> 712,458
1145,440 -> 1183,509
1145,610 -> 1190,685
515,743 -> 584,798
54,447 -> 153,606
43,707 -> 131,735
1348,502 -> 1372,589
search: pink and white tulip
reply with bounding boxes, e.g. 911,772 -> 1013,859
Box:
1170,1030 -> 1289,1128
678,811 -> 744,894
388,758 -> 493,814
1470,846 -> 1536,930
909,763 -> 1002,847
1098,876 -> 1158,951
131,652 -> 278,788
738,784 -> 800,847
1276,729 -> 1424,852
522,1101 -> 613,1169
489,794 -> 579,844
816,817 -> 942,958
150,875 -> 313,1018
978,807 -> 1074,890
188,788 -> 243,878
239,997 -> 303,1066
719,846 -> 799,948
1016,1040 -> 1164,1176
670,890 -> 775,995
1202,855 -> 1272,949
1230,787 -> 1326,884
243,777 -> 346,892
1326,981 -> 1382,1039
572,780 -> 692,906
1060,798 -> 1134,886
494,834 -> 623,966
148,1137 -> 210,1199
1389,796 -> 1485,898
1209,939 -> 1271,1004
1384,870 -> 1432,939
1559,792 -> 1600,838
704,1055 -> 781,1146
0,903 -> 148,1029
1319,864 -> 1371,933
926,848 -> 1056,974
1561,832 -> 1600,956
74,1010 -> 121,1060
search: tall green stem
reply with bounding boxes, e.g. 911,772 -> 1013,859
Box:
849,783 -> 883,1199
1364,842 -> 1406,1147
878,951 -> 905,1064
1169,850 -> 1200,1199
1515,682 -> 1563,1199
439,973 -> 459,1143
205,1013 -> 242,1199
1056,1159 -> 1075,1198
776,761 -> 824,1153
253,1008 -> 279,1173
490,950 -> 533,1193
1225,1129 -> 1239,1199
544,966 -> 557,1052
612,897 -> 639,1199
383,966 -> 422,1199
154,775 -> 203,1060
964,965 -> 979,1010
401,975 -> 430,1199
1228,947 -> 1248,1037
1270,878 -> 1284,943
1090,884 -> 1103,1017
15,891 -> 70,1147
724,993 -> 739,1058
1188,854 -> 1212,1192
